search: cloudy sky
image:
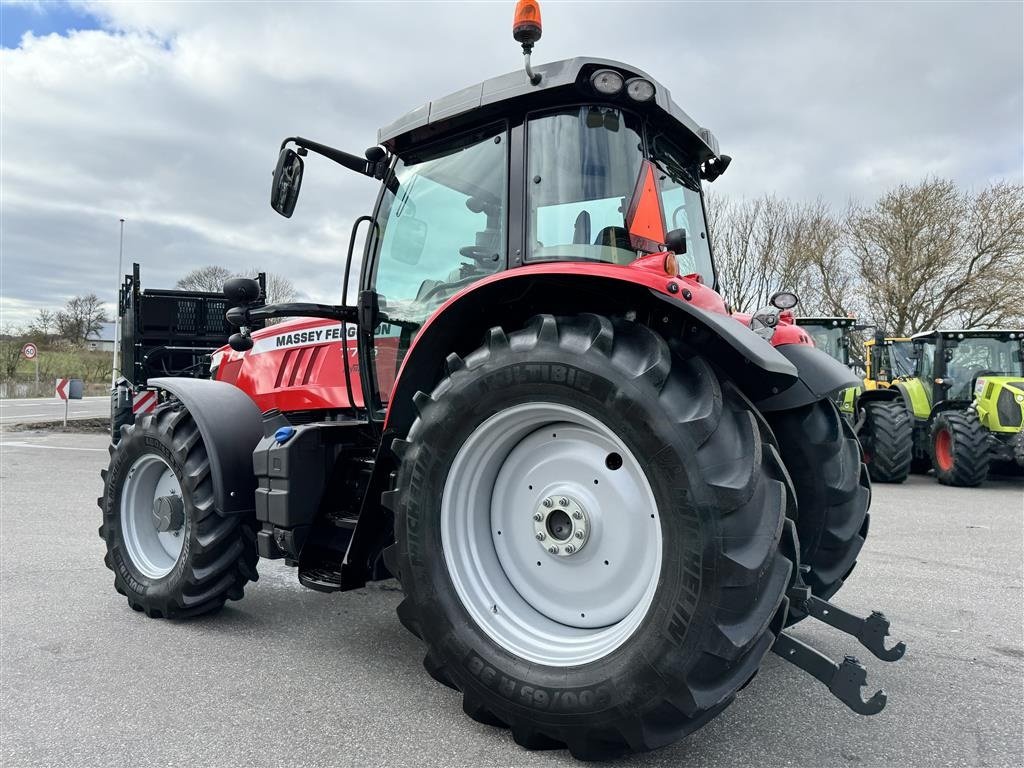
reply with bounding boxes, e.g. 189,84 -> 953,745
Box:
1,0 -> 1021,326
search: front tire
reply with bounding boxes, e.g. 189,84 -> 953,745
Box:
858,400 -> 913,483
931,411 -> 990,487
766,399 -> 871,622
386,315 -> 792,759
98,404 -> 259,617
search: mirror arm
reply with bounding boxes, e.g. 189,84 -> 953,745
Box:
229,302 -> 357,326
281,136 -> 386,178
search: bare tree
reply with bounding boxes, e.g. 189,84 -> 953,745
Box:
0,326 -> 28,379
29,309 -> 55,336
845,178 -> 1024,335
177,265 -> 297,305
707,194 -> 843,316
260,271 -> 298,305
176,265 -> 235,294
56,294 -> 108,344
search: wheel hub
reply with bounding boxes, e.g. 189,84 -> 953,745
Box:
533,495 -> 589,556
153,494 -> 185,534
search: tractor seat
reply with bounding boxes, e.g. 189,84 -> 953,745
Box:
594,226 -> 632,252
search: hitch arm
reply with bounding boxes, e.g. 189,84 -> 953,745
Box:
773,633 -> 887,716
803,595 -> 907,662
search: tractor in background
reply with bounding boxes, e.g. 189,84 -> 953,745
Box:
98,1 -> 905,758
796,317 -> 913,483
890,329 -> 1024,486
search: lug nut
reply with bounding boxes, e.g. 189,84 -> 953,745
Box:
565,545 -> 576,554
559,497 -> 570,507
574,530 -> 584,539
533,512 -> 544,521
548,545 -> 559,554
542,498 -> 553,508
572,511 -> 583,520
536,532 -> 546,541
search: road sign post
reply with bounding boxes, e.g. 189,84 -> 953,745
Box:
55,378 -> 83,426
21,343 -> 39,396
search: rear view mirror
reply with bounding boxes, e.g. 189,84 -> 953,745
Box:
271,148 -> 304,218
666,228 -> 687,255
390,215 -> 428,265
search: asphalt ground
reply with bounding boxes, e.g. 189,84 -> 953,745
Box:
1,430 -> 1022,768
0,396 -> 108,426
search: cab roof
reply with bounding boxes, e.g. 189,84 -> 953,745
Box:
796,317 -> 857,326
377,57 -> 722,161
911,329 -> 1024,340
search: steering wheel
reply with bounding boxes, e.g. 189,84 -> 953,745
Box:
459,246 -> 500,263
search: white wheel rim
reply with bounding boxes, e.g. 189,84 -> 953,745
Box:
120,454 -> 185,579
441,402 -> 663,667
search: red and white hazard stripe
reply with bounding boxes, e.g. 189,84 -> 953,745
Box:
132,389 -> 159,415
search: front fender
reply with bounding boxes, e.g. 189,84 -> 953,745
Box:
755,344 -> 862,412
148,377 -> 264,515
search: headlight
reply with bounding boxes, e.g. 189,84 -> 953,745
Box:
625,77 -> 655,102
590,69 -> 624,95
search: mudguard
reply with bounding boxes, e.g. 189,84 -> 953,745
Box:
148,377 -> 264,516
755,344 -> 862,412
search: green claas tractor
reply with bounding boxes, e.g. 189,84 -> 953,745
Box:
891,329 -> 1024,486
796,317 -> 913,483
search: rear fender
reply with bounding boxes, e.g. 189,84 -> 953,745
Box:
148,377 -> 264,516
381,269 -> 800,441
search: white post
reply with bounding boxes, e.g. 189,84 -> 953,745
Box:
64,397 -> 69,427
111,218 -> 125,386
34,356 -> 39,396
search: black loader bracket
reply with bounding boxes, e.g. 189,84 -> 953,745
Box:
774,568 -> 906,715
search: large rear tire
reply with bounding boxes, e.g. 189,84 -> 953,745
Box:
931,411 -> 990,487
385,314 -> 793,759
766,399 -> 871,622
98,403 -> 259,617
858,400 -> 912,483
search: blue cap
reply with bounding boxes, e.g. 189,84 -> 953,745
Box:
274,426 -> 296,443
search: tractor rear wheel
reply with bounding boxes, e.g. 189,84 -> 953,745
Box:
766,398 -> 870,622
98,403 -> 259,617
931,411 -> 990,487
386,314 -> 792,759
858,400 -> 912,483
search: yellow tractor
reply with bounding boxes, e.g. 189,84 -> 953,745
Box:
795,318 -> 913,483
864,336 -> 914,390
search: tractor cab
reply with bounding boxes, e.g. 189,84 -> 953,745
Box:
864,336 -> 914,389
255,56 -> 731,415
795,317 -> 859,370
910,329 -> 1024,407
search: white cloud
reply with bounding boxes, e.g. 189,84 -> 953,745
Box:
1,0 -> 1021,326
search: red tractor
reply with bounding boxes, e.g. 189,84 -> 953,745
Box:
99,4 -> 903,759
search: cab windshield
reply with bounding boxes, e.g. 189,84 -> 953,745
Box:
805,326 -> 849,366
526,106 -> 714,285
943,336 -> 1024,400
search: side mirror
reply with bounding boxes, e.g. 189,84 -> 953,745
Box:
665,228 -> 688,255
223,277 -> 262,305
390,215 -> 428,265
271,148 -> 304,218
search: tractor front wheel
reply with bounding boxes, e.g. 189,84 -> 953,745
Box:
766,398 -> 871,622
98,404 -> 259,617
386,314 -> 792,759
858,400 -> 912,483
931,411 -> 990,487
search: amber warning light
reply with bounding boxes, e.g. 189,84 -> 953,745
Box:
513,0 -> 543,84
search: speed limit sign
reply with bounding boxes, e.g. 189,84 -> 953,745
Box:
21,343 -> 37,360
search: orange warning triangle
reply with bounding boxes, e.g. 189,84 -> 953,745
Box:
626,160 -> 666,251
